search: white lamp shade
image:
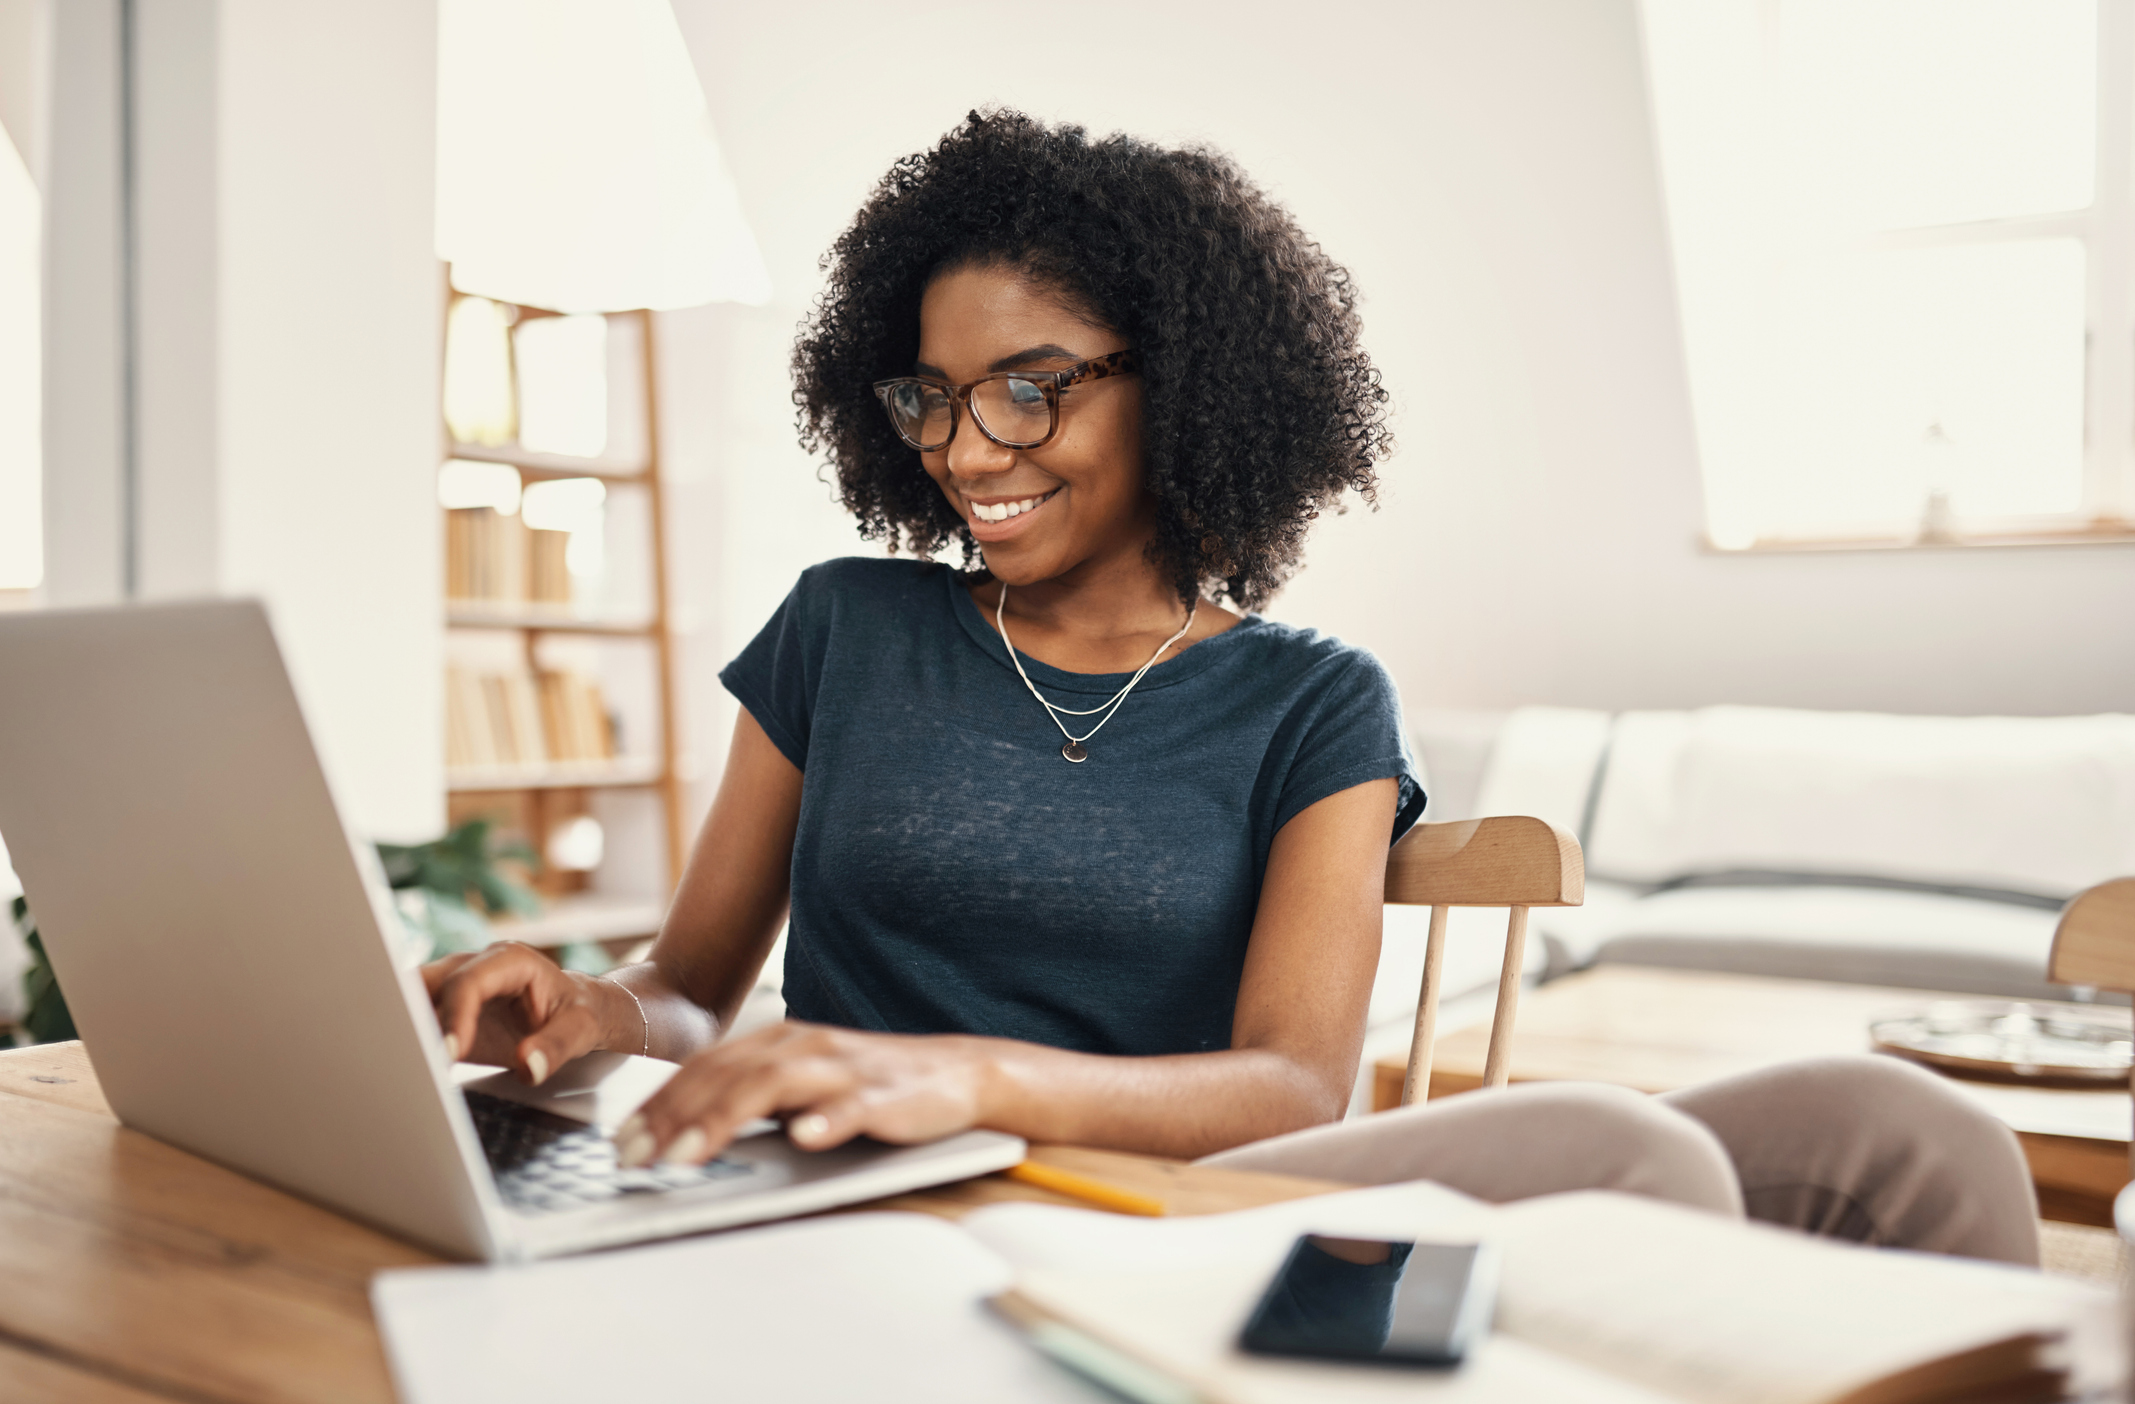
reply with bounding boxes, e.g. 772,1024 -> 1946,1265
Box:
436,0 -> 771,313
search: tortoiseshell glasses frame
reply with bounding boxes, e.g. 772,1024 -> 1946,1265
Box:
871,349 -> 1141,452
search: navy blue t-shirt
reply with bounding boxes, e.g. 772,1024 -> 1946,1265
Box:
719,558 -> 1425,1058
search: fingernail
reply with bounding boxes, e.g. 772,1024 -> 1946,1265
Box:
616,1112 -> 646,1144
442,1033 -> 460,1064
660,1127 -> 709,1165
616,1130 -> 657,1168
525,1049 -> 549,1085
791,1113 -> 830,1145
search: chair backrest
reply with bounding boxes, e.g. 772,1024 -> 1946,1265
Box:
1385,816 -> 1585,1107
2044,878 -> 2135,1177
2046,878 -> 2135,990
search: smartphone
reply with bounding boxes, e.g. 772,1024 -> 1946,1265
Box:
1238,1235 -> 1498,1366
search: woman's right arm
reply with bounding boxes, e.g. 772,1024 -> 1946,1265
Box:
424,709 -> 801,1083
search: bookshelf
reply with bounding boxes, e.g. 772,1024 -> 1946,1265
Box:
439,290 -> 687,949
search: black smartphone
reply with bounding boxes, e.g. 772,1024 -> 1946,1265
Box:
1237,1235 -> 1497,1366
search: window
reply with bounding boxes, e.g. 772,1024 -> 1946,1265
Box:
1642,0 -> 2135,549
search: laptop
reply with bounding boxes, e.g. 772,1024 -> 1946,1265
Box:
0,599 -> 1025,1261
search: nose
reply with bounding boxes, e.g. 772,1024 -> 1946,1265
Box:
943,406 -> 1016,486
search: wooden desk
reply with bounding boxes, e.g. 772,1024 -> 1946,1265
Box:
0,1043 -> 1344,1404
1372,965 -> 2134,1226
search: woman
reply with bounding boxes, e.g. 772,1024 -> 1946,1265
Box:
426,111 -> 2038,1264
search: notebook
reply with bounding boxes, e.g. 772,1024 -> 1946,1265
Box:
979,1189 -> 2116,1404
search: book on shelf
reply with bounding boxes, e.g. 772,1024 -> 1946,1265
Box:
446,506 -> 571,607
444,665 -> 498,769
528,528 -> 571,605
538,670 -> 616,763
485,672 -> 549,767
446,663 -> 616,772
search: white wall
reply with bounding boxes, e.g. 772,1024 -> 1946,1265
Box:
215,0 -> 443,841
40,0 -> 125,606
0,0 -> 49,188
135,0 -> 218,597
666,0 -> 2135,797
39,0 -> 443,841
0,0 -> 48,596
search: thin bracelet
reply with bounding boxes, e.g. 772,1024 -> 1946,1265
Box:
603,975 -> 650,1057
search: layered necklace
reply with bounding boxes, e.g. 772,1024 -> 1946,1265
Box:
994,585 -> 1197,763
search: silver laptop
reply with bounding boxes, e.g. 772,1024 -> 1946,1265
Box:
0,599 -> 1024,1261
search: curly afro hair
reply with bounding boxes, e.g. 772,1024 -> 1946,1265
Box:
790,110 -> 1393,611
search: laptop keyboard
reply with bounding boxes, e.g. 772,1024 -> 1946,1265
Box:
465,1089 -> 758,1215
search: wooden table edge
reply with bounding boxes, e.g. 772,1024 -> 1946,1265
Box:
0,1042 -> 1355,1404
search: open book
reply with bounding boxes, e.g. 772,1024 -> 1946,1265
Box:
967,1186 -> 2115,1404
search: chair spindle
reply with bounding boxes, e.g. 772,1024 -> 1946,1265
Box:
1399,905 -> 1450,1106
1481,905 -> 1530,1089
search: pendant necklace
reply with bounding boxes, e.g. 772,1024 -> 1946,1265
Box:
994,585 -> 1197,763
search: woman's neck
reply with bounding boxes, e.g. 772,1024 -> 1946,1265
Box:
1000,563 -> 1184,641
973,554 -> 1240,676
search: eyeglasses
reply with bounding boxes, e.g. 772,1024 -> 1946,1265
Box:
872,350 -> 1140,452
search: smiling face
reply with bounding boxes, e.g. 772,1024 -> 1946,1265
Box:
914,263 -> 1152,590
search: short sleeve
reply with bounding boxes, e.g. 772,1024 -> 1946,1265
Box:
718,574 -> 823,772
1271,652 -> 1428,844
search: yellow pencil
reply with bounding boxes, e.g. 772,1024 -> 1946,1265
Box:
1006,1160 -> 1168,1217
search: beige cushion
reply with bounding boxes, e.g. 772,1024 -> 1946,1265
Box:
1586,706 -> 2135,898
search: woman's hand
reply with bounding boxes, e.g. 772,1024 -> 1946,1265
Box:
423,942 -> 640,1085
612,1021 -> 993,1168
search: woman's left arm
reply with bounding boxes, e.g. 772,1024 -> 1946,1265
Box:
615,778 -> 1397,1166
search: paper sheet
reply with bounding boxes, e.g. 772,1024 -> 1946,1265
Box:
371,1213 -> 1100,1404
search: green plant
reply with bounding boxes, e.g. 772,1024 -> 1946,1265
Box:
13,896 -> 74,1046
376,818 -> 541,962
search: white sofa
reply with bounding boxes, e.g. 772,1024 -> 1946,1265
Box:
1410,704 -> 2135,1001
1344,703 -> 2135,1111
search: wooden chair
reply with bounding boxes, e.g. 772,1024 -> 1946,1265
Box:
2043,877 -> 2135,1176
1386,816 -> 1586,1106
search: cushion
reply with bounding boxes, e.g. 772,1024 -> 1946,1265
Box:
1586,706 -> 2135,899
1533,881 -> 2074,1000
1407,708 -> 1509,823
1470,705 -> 1612,833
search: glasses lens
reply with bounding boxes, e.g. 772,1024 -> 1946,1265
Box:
970,376 -> 1054,447
884,381 -> 954,449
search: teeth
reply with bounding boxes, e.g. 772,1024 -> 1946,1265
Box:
973,494 -> 1050,523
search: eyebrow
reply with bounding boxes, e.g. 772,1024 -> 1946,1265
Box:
913,344 -> 1085,380
989,343 -> 1083,372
